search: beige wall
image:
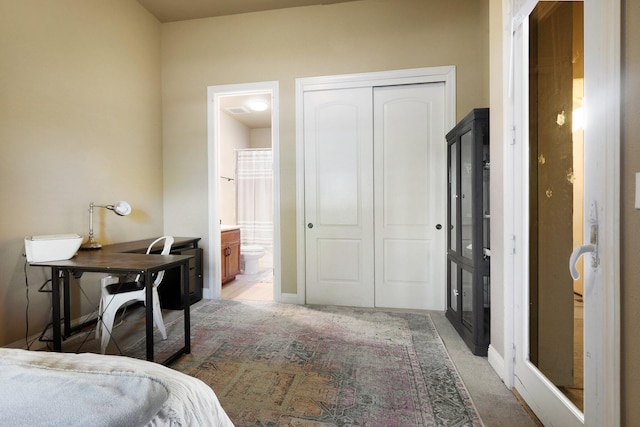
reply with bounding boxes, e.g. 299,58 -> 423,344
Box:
622,0 -> 640,423
250,128 -> 273,149
219,112 -> 250,224
0,0 -> 163,346
161,0 -> 490,295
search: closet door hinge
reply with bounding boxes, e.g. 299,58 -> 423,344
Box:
510,126 -> 516,145
511,235 -> 517,254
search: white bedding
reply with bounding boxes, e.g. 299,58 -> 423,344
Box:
0,348 -> 233,427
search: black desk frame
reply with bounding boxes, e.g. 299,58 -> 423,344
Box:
31,252 -> 192,366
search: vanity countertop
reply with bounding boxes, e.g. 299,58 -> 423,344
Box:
221,225 -> 240,232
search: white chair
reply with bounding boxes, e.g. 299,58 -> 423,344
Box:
95,236 -> 174,354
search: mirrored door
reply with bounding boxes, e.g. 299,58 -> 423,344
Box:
528,1 -> 584,411
510,0 -> 620,424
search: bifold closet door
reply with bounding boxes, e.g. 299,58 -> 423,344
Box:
304,87 -> 375,307
373,84 -> 446,310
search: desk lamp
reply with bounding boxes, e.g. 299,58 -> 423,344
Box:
81,201 -> 132,249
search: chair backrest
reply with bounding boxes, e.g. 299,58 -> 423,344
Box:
147,235 -> 174,256
138,236 -> 174,286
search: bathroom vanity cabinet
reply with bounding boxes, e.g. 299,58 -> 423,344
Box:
221,228 -> 241,284
445,108 -> 490,356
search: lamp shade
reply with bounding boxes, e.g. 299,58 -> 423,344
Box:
110,201 -> 132,216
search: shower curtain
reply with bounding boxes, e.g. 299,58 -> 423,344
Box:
236,149 -> 273,248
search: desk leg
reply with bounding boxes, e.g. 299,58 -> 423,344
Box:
63,269 -> 71,339
182,260 -> 191,354
51,267 -> 62,352
160,259 -> 191,366
145,270 -> 154,362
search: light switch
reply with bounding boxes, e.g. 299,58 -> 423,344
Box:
636,173 -> 640,209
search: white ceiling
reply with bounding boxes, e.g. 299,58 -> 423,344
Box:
136,0 -> 360,23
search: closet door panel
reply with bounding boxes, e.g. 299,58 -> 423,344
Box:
374,83 -> 446,310
304,88 -> 375,307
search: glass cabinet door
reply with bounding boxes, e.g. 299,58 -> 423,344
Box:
448,139 -> 459,314
462,268 -> 474,328
449,261 -> 459,313
449,141 -> 458,253
461,130 -> 473,260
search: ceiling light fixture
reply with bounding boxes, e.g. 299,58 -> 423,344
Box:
248,100 -> 269,112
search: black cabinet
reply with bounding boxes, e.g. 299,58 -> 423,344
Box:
446,108 -> 490,356
158,246 -> 203,310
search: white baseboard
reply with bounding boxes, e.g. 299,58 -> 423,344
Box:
487,344 -> 508,385
277,293 -> 300,304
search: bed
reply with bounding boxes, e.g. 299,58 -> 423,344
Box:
0,348 -> 233,426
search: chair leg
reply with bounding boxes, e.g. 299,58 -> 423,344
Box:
152,288 -> 167,340
100,302 -> 118,354
97,276 -> 118,342
95,298 -> 103,341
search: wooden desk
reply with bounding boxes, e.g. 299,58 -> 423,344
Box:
29,249 -> 193,366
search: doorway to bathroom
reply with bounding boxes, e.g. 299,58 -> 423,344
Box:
207,82 -> 280,303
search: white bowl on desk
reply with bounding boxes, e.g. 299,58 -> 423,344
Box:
24,234 -> 83,262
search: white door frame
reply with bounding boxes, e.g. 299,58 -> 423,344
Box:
295,66 -> 456,304
503,0 -> 620,424
206,81 -> 281,301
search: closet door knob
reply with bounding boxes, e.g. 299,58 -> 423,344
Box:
308,223 -> 314,229
436,224 -> 442,230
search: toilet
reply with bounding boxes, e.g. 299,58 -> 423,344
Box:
240,245 -> 265,275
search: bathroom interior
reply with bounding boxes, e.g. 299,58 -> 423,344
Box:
218,92 -> 274,302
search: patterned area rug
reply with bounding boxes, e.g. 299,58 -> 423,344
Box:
129,300 -> 483,426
